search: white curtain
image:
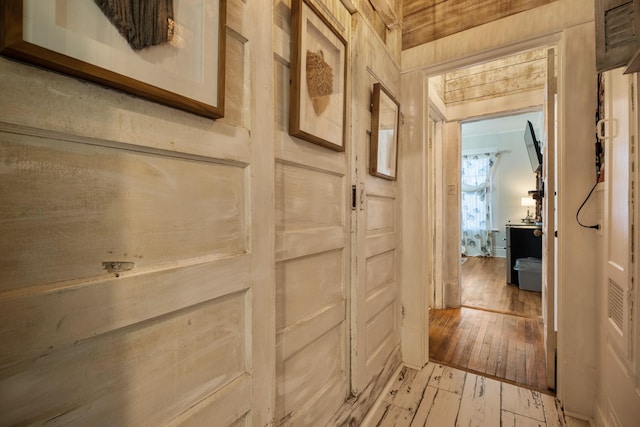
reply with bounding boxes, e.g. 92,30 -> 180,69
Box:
461,152 -> 500,256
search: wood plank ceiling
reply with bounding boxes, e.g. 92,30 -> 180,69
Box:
402,0 -> 558,50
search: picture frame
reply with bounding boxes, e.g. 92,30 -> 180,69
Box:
289,0 -> 347,151
370,83 -> 400,180
0,0 -> 226,119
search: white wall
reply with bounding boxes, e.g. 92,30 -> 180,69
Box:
462,111 -> 543,256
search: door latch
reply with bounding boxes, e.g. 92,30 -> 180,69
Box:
102,261 -> 135,277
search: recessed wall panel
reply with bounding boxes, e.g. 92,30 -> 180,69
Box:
366,250 -> 395,295
0,133 -> 247,291
367,195 -> 395,234
275,162 -> 343,231
365,301 -> 396,359
0,292 -> 248,426
276,250 -> 344,330
276,325 -> 345,419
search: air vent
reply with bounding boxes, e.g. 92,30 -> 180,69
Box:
608,280 -> 625,331
605,1 -> 635,52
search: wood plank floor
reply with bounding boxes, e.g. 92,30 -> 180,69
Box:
429,307 -> 548,392
429,256 -> 549,392
365,362 -> 564,427
461,256 -> 541,318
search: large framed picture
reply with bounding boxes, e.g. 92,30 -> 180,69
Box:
0,0 -> 226,119
370,83 -> 400,180
289,0 -> 347,151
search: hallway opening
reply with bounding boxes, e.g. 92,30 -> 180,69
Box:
425,45 -> 557,394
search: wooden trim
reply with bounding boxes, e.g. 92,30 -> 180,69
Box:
401,0 -> 555,50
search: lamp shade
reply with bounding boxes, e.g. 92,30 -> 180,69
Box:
521,197 -> 536,207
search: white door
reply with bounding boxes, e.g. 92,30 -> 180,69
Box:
601,67 -> 640,427
350,14 -> 402,394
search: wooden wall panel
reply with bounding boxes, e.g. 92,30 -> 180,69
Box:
272,0 -> 351,424
276,250 -> 343,329
0,0 -> 276,424
275,163 -> 344,231
402,0 -> 556,50
276,325 -> 346,417
443,49 -> 548,106
365,300 -> 396,358
0,256 -> 250,370
366,250 -> 395,294
0,292 -> 249,426
348,10 -> 402,418
166,376 -> 251,426
367,195 -> 395,234
0,132 -> 247,292
348,0 -> 403,64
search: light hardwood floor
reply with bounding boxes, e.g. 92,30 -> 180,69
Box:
461,256 -> 541,318
429,307 -> 547,392
429,256 -> 548,392
364,362 -> 563,426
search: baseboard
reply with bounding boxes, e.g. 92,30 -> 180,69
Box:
328,346 -> 402,427
359,364 -> 404,427
563,409 -> 595,427
593,401 -> 607,427
494,248 -> 507,258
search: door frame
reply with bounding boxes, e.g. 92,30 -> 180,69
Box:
401,33 -> 562,371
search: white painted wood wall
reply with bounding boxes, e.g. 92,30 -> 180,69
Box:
350,8 -> 402,396
0,1 -> 403,425
273,1 -> 352,424
0,1 -> 275,425
443,49 -> 550,106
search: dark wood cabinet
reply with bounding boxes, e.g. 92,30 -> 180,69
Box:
506,224 -> 542,285
596,0 -> 640,73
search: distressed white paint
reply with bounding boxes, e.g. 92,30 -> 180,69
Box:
0,1 -> 276,426
456,373 -> 501,426
364,362 -> 565,427
272,1 -> 352,425
350,8 -> 402,400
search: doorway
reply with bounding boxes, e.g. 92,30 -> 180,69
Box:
426,48 -> 557,393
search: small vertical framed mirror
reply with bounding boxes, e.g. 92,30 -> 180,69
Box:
370,83 -> 400,180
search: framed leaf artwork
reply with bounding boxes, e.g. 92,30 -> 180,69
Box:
289,0 -> 347,151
